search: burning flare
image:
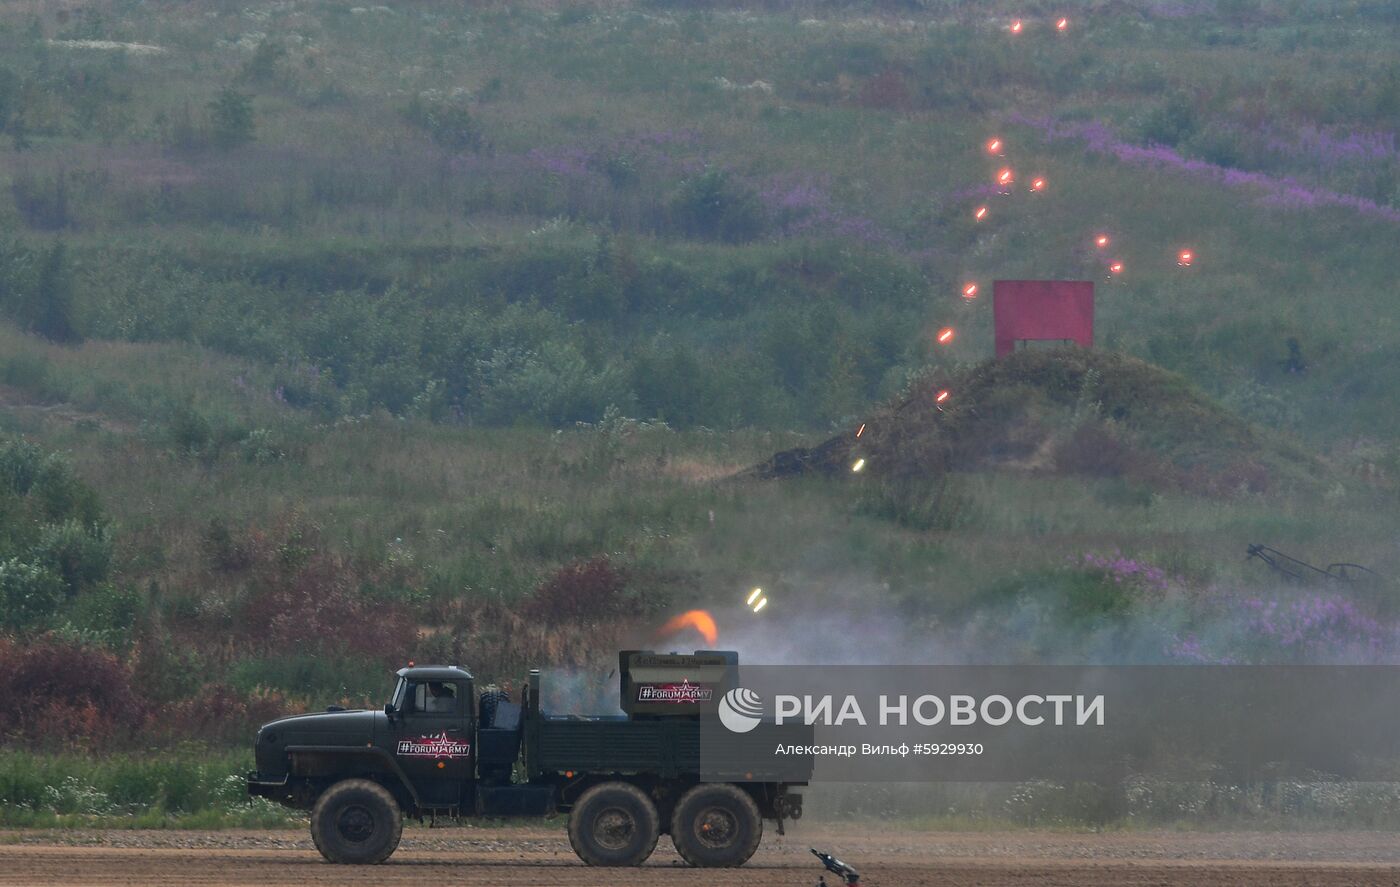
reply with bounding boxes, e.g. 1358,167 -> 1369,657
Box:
986,137 -> 1003,155
962,282 -> 979,299
996,168 -> 1015,187
937,327 -> 955,344
1109,261 -> 1124,275
1095,234 -> 1110,248
1010,19 -> 1023,34
1056,17 -> 1069,31
974,205 -> 988,221
1030,176 -> 1046,192
1177,249 -> 1195,267
935,389 -> 951,404
655,610 -> 718,647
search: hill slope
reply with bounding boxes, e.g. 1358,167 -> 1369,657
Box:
755,348 -> 1323,496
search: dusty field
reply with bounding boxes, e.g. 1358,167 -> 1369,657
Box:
4,826 -> 1400,886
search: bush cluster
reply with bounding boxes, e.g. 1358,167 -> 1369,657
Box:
0,437 -> 111,634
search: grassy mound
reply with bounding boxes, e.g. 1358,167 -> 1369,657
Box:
754,348 -> 1322,497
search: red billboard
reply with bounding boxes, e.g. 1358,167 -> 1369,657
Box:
992,280 -> 1094,358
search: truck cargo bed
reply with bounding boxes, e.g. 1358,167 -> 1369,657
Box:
528,715 -> 813,783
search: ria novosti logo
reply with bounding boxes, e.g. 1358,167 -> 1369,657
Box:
718,687 -> 764,733
718,686 -> 1106,733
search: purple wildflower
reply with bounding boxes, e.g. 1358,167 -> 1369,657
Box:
1009,113 -> 1400,224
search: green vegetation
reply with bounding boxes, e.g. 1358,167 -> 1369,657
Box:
1,0 -> 1399,827
0,2 -> 1396,435
0,749 -> 296,827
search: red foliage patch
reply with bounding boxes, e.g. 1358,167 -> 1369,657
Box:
521,557 -> 630,624
239,553 -> 417,658
216,516 -> 419,662
0,638 -> 141,748
152,684 -> 294,745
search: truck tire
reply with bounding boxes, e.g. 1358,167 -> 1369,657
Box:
567,781 -> 660,867
309,778 -> 403,864
479,687 -> 509,728
669,783 -> 762,867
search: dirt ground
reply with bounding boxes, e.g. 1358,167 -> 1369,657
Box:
3,826 -> 1400,886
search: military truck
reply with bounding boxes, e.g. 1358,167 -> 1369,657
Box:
247,650 -> 810,867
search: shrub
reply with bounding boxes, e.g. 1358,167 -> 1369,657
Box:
1132,93 -> 1200,147
238,428 -> 286,464
476,345 -> 630,426
30,242 -> 82,344
231,517 -> 418,660
167,404 -> 212,454
28,456 -> 102,526
1053,422 -> 1137,478
11,173 -> 73,231
0,638 -> 140,747
0,559 -> 65,633
238,39 -> 289,87
226,653 -> 384,702
669,169 -> 766,243
207,87 -> 255,150
856,476 -> 969,531
203,518 -> 253,572
0,437 -> 49,495
32,519 -> 112,596
403,95 -> 481,151
521,556 -> 631,624
153,685 -> 293,745
65,584 -> 142,643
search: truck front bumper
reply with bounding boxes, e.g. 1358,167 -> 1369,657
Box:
246,771 -> 289,801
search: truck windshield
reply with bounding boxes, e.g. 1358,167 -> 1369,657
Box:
390,677 -> 407,711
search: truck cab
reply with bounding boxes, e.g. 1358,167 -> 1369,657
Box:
381,667 -> 476,808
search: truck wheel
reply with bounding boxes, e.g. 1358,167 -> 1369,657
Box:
567,781 -> 660,866
670,783 -> 762,867
310,779 -> 403,864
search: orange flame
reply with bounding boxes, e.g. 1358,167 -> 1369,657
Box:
986,137 -> 1003,155
855,423 -> 866,438
1109,261 -> 1124,274
935,389 -> 951,403
1010,19 -> 1023,33
1030,176 -> 1046,191
1177,249 -> 1194,266
655,610 -> 718,647
974,205 -> 988,221
997,168 -> 1014,186
937,327 -> 955,344
1095,234 -> 1110,248
962,282 -> 979,299
1057,17 -> 1069,31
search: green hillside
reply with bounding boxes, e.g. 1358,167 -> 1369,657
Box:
0,1 -> 1397,435
2,0 -> 1400,823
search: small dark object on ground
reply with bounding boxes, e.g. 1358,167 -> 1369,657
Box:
811,847 -> 861,886
751,436 -> 853,479
1246,544 -> 1383,586
1284,338 -> 1307,374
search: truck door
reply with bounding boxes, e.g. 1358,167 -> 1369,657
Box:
388,678 -> 474,807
